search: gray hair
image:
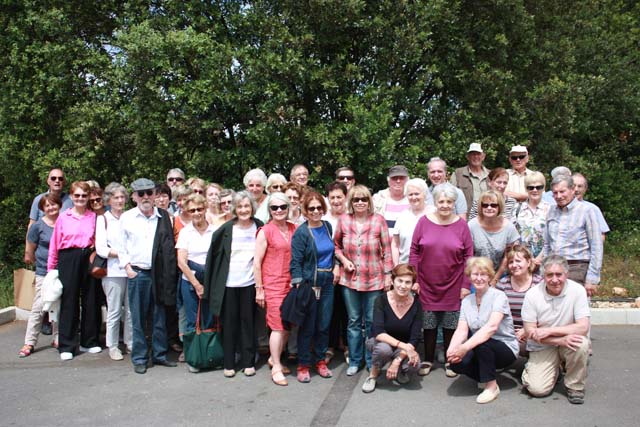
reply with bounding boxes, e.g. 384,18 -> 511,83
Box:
103,182 -> 128,204
167,168 -> 185,179
266,173 -> 287,193
231,190 -> 257,217
432,183 -> 458,202
172,184 -> 193,200
243,168 -> 267,187
266,192 -> 290,219
550,166 -> 571,179
551,174 -> 574,189
541,255 -> 569,275
404,178 -> 429,198
427,157 -> 447,170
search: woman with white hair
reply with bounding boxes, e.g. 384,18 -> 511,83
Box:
256,173 -> 287,222
243,168 -> 268,208
392,178 -> 435,265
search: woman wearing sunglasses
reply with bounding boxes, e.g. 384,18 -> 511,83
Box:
47,181 -> 100,361
514,172 -> 550,266
334,185 -> 393,376
468,168 -> 517,223
254,192 -> 297,385
468,190 -> 520,286
290,191 -> 336,382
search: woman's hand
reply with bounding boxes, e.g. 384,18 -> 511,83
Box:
343,260 -> 355,273
515,327 -> 527,343
386,358 -> 401,380
406,349 -> 420,367
460,288 -> 470,299
255,286 -> 265,308
446,344 -> 467,364
332,265 -> 340,285
194,282 -> 204,299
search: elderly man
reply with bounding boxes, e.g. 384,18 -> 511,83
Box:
427,157 -> 467,220
120,178 -> 178,374
543,175 -> 602,296
165,168 -> 185,214
573,173 -> 610,241
521,255 -> 591,404
505,145 -> 534,202
373,165 -> 427,232
290,164 -> 309,187
542,166 -> 571,204
335,166 -> 356,191
27,168 -> 73,229
450,143 -> 490,214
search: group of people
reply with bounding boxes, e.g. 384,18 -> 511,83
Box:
19,145 -> 603,404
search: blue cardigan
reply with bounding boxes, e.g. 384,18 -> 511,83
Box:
289,221 -> 334,287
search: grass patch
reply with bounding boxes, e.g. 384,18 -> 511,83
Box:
599,230 -> 640,298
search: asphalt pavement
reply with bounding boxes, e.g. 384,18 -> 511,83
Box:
0,321 -> 638,426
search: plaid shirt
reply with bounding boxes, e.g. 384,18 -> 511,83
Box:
334,213 -> 393,291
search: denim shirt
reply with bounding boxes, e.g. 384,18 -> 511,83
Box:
290,221 -> 334,286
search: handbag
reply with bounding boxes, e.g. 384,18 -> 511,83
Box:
13,268 -> 36,310
88,251 -> 108,278
182,300 -> 223,370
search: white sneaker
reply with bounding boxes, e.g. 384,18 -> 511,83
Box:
60,352 -> 73,361
80,346 -> 102,354
476,385 -> 500,404
109,347 -> 124,361
187,364 -> 200,373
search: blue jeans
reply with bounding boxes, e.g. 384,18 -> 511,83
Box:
180,278 -> 213,333
342,287 -> 382,369
297,271 -> 334,367
128,270 -> 168,366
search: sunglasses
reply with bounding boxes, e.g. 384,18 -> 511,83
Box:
510,154 -> 527,161
187,207 -> 204,214
527,185 -> 544,191
168,177 -> 184,182
269,204 -> 288,212
90,198 -> 102,204
352,197 -> 369,203
73,193 -> 88,199
270,184 -> 284,190
220,200 -> 232,205
338,175 -> 354,181
307,206 -> 323,212
137,189 -> 154,197
481,203 -> 499,208
193,189 -> 204,194
49,176 -> 65,182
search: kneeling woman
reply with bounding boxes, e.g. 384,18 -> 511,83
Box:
362,264 -> 422,393
447,257 -> 519,404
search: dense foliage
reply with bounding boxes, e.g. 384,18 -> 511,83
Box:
2,0 -> 639,268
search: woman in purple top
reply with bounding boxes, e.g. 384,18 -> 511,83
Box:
410,183 -> 473,377
47,181 -> 99,361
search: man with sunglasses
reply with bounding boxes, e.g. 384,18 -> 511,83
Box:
166,168 -> 185,214
27,168 -> 73,230
120,178 -> 178,374
335,167 -> 356,191
505,145 -> 535,203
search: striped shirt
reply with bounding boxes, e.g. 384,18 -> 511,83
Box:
496,274 -> 543,327
543,198 -> 603,284
226,223 -> 257,288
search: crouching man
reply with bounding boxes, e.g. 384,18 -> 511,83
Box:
521,255 -> 591,404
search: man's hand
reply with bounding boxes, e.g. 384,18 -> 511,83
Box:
585,283 -> 598,297
562,334 -> 586,351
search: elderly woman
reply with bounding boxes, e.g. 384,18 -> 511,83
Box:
469,168 -> 517,222
361,264 -> 422,393
155,183 -> 172,213
19,194 -> 62,357
88,186 -> 106,216
205,183 -> 223,224
392,178 -> 435,265
410,183 -> 473,377
290,191 -> 335,382
212,189 -> 235,226
244,167 -> 268,209
515,172 -> 551,264
468,190 -> 520,284
176,193 -> 216,373
186,177 -> 206,196
95,182 -> 132,360
447,257 -> 519,404
204,191 -> 263,378
254,192 -> 297,385
48,181 -> 100,361
256,173 -> 287,223
496,245 -> 542,353
334,184 -> 393,376
284,182 -> 305,226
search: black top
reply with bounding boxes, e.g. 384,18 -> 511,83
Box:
370,293 -> 423,347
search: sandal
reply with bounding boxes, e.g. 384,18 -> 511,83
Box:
19,344 -> 34,358
268,357 -> 291,374
271,368 -> 288,386
325,348 -> 335,364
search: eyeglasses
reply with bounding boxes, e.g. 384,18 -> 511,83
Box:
527,185 -> 544,191
307,206 -> 323,212
220,200 -> 232,205
137,189 -> 154,197
269,204 -> 288,212
510,154 -> 527,161
390,176 -> 407,181
90,198 -> 102,204
49,176 -> 65,182
338,175 -> 354,181
193,189 -> 204,194
73,193 -> 88,199
168,177 -> 184,182
352,197 -> 369,203
187,207 -> 204,214
270,184 -> 284,190
481,203 -> 499,208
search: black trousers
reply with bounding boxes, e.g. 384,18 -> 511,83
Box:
450,338 -> 516,383
221,286 -> 255,370
57,248 -> 101,353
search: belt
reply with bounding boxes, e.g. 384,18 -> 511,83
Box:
566,260 -> 589,265
317,268 -> 333,272
131,265 -> 152,272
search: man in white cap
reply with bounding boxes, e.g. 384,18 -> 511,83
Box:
505,145 -> 534,202
450,143 -> 490,214
120,178 -> 178,374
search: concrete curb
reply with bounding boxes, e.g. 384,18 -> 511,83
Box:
0,306 -> 16,325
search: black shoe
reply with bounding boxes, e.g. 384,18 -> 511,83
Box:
134,364 -> 147,374
41,322 -> 52,336
153,359 -> 177,367
169,342 -> 183,353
